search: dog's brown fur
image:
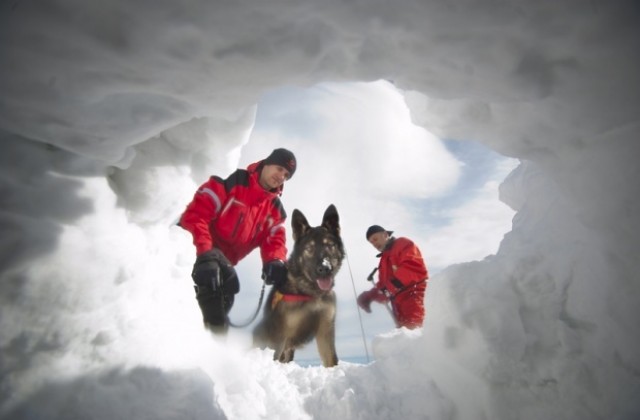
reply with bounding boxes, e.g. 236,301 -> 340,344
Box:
253,204 -> 344,367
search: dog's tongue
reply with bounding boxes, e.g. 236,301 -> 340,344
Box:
316,277 -> 333,291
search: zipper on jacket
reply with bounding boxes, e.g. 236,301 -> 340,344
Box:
252,216 -> 272,243
231,212 -> 245,238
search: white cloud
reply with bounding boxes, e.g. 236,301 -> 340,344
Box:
243,80 -> 462,234
423,159 -> 519,271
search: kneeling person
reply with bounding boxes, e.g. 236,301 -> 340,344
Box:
179,148 -> 297,333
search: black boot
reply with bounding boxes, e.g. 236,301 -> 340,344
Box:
195,286 -> 234,334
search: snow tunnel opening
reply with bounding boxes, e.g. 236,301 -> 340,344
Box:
225,79 -> 519,361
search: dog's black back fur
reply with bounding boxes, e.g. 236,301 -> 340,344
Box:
253,204 -> 344,367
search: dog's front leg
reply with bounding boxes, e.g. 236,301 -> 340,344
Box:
316,320 -> 338,367
279,347 -> 295,363
273,339 -> 295,363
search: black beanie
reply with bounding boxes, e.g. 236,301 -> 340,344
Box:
264,148 -> 297,177
366,225 -> 394,240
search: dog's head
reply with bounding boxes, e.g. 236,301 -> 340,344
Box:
288,204 -> 344,295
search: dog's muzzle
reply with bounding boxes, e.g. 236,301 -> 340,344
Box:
317,258 -> 332,275
316,258 -> 334,291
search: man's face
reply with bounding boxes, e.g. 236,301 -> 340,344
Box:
368,231 -> 389,252
259,164 -> 291,190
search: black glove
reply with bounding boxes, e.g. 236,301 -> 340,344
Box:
192,248 -> 236,292
262,260 -> 287,287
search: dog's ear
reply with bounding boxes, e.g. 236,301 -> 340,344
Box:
291,209 -> 311,241
322,204 -> 340,237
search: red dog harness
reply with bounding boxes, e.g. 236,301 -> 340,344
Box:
271,290 -> 313,309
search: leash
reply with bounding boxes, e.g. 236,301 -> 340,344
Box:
380,290 -> 400,328
346,251 -> 371,363
227,280 -> 267,328
367,270 -> 398,327
367,266 -> 400,327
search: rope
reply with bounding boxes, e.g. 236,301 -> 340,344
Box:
227,280 -> 267,328
345,251 -> 371,363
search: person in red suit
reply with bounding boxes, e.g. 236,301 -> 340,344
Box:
179,148 -> 296,334
357,225 -> 429,329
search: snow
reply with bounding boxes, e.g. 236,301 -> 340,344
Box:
1,1 -> 639,419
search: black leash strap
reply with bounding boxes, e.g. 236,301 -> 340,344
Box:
366,267 -> 379,282
227,281 -> 267,328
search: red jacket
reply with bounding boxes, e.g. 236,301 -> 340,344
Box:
179,161 -> 287,265
373,236 -> 429,329
376,237 -> 428,296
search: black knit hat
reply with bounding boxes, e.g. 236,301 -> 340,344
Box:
366,225 -> 394,240
264,148 -> 297,178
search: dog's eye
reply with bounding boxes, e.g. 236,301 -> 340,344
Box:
304,243 -> 315,255
323,239 -> 337,250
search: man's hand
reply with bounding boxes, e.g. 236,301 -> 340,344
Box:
357,290 -> 373,313
262,260 -> 288,286
192,248 -> 232,290
357,288 -> 387,313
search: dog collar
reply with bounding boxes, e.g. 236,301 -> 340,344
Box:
271,290 -> 313,309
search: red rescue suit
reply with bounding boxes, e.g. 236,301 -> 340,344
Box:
179,161 -> 287,266
374,237 -> 428,329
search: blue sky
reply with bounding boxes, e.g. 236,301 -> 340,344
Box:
415,138 -> 516,229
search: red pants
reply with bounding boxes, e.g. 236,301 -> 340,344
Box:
391,282 -> 426,329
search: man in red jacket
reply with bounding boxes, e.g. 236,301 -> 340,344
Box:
179,148 -> 296,334
357,225 -> 428,329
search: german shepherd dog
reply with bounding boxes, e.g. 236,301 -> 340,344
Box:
253,204 -> 344,367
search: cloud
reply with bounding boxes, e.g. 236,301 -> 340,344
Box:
423,159 -> 519,271
243,81 -> 462,233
